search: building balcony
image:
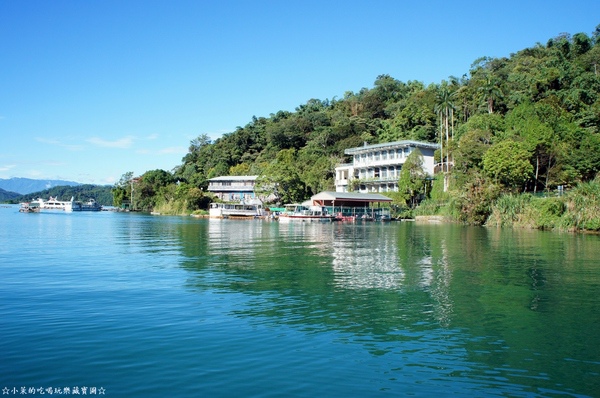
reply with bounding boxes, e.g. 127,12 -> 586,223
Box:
207,185 -> 256,192
353,158 -> 407,168
354,176 -> 400,183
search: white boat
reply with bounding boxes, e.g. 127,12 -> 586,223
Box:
30,197 -> 102,212
19,202 -> 40,213
209,202 -> 265,218
277,204 -> 340,222
32,196 -> 76,212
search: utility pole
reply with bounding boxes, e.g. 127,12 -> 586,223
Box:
130,179 -> 134,210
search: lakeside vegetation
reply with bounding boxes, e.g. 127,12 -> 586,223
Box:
113,26 -> 600,232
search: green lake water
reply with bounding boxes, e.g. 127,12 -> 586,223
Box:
1,206 -> 599,397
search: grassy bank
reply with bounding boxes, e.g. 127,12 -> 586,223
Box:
413,179 -> 600,233
151,199 -> 208,217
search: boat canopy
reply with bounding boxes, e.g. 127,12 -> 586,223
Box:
310,191 -> 392,207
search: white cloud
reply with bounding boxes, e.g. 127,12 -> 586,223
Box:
0,164 -> 16,172
27,169 -> 44,177
35,137 -> 84,151
87,136 -> 134,149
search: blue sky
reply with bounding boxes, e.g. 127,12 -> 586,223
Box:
1,1 -> 598,185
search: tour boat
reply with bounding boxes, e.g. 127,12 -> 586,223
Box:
29,197 -> 102,212
31,197 -> 76,212
209,202 -> 265,218
73,198 -> 102,212
277,204 -> 341,222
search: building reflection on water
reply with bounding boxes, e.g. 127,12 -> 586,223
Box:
330,225 -> 405,290
203,219 -> 454,327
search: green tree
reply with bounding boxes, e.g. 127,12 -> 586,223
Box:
255,149 -> 307,205
135,169 -> 175,211
229,163 -> 252,176
504,103 -> 556,191
453,128 -> 493,173
478,77 -> 503,114
483,140 -> 533,191
398,148 -> 427,208
112,171 -> 134,207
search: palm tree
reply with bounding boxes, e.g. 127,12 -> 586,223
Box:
434,84 -> 456,178
478,77 -> 502,114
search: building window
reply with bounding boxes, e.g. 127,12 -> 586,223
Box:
374,168 -> 380,178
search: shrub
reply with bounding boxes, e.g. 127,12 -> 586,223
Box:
561,180 -> 600,231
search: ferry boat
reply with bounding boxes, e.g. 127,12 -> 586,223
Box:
28,197 -> 102,212
209,202 -> 265,218
73,198 -> 102,212
31,196 -> 76,212
277,204 -> 341,222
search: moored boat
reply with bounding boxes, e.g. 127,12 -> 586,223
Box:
209,202 -> 265,218
19,202 -> 40,213
28,196 -> 102,212
73,198 -> 102,212
277,204 -> 340,222
31,196 -> 76,212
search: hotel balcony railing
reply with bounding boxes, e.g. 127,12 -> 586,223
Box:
336,177 -> 399,186
353,158 -> 407,168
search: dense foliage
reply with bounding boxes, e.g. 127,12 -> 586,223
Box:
0,188 -> 21,202
114,26 -> 600,230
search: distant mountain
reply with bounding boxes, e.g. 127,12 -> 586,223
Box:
0,187 -> 21,201
0,177 -> 82,195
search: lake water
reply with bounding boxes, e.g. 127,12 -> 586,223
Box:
1,205 -> 599,397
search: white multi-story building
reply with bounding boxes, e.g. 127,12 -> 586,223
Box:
207,175 -> 260,203
207,175 -> 278,204
335,140 -> 439,193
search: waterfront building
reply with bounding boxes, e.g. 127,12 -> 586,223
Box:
334,140 -> 439,193
207,175 -> 260,203
310,191 -> 393,221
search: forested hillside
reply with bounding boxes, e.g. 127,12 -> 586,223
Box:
0,188 -> 21,202
16,185 -> 113,206
113,26 -> 600,230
